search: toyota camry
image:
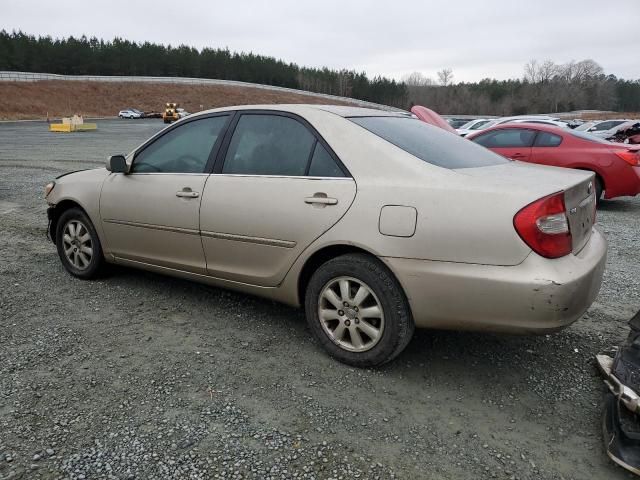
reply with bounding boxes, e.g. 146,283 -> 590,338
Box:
44,105 -> 607,367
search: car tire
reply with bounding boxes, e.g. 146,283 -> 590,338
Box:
304,253 -> 414,367
55,208 -> 105,279
595,176 -> 604,205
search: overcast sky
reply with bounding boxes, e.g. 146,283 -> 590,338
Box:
2,0 -> 639,82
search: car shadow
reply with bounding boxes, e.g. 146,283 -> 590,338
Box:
105,264 -> 606,389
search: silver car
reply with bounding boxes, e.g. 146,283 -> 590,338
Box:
45,105 -> 607,367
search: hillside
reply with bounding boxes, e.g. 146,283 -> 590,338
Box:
0,80 -> 357,120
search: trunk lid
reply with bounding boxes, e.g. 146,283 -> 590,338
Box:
563,177 -> 596,254
456,161 -> 596,255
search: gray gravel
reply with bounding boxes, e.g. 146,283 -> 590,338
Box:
1,119 -> 639,480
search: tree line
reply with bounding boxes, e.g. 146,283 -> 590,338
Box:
1,31 -> 639,114
0,31 -> 408,107
404,60 -> 640,115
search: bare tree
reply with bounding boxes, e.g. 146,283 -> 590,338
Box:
524,59 -> 557,83
402,71 -> 435,86
437,68 -> 454,86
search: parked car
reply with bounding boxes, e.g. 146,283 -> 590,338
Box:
44,105 -> 606,367
446,117 -> 476,129
176,108 -> 190,118
118,109 -> 143,119
578,119 -> 632,138
456,118 -> 492,137
467,122 -> 640,202
479,115 -> 562,131
506,119 -> 569,129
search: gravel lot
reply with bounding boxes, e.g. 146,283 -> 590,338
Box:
1,119 -> 638,480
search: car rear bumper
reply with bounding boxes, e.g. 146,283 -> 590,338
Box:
384,227 -> 607,333
605,166 -> 640,199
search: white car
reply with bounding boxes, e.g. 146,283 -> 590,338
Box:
118,109 -> 143,119
456,118 -> 492,137
176,108 -> 190,119
506,119 -> 570,129
585,120 -> 635,139
474,116 -> 560,132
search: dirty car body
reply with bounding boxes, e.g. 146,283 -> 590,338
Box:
45,105 -> 607,366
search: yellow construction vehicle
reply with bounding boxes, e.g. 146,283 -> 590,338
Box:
162,103 -> 180,124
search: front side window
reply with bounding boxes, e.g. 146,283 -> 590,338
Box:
472,129 -> 536,148
222,114 -> 316,176
533,131 -> 563,147
132,116 -> 228,173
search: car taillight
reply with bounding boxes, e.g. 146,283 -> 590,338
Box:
614,150 -> 640,166
513,192 -> 572,259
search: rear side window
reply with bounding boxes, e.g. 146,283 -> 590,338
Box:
349,116 -> 508,169
473,129 -> 536,148
223,114 -> 315,176
308,142 -> 345,177
534,132 -> 563,147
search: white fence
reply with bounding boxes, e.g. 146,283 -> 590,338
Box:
0,71 -> 402,112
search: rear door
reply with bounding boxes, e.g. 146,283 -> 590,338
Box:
472,128 -> 536,161
199,111 -> 356,286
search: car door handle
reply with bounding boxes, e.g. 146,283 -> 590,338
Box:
510,152 -> 526,158
176,188 -> 200,198
305,196 -> 338,205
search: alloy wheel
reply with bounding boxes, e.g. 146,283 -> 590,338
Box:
318,276 -> 385,352
62,220 -> 93,270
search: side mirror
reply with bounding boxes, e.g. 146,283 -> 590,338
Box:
107,155 -> 128,173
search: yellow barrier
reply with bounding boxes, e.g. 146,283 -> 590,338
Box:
49,122 -> 97,133
49,123 -> 73,133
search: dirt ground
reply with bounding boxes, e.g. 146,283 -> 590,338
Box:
0,119 -> 639,480
0,81 -> 355,120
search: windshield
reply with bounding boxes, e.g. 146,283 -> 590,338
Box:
349,116 -> 509,169
469,120 -> 490,130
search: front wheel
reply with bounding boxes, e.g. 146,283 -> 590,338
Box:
55,208 -> 105,279
305,253 -> 414,367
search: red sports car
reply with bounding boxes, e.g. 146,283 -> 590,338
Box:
467,123 -> 640,202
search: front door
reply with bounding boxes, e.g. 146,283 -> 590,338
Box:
100,114 -> 230,273
200,112 -> 356,286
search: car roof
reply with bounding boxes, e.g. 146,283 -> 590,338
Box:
467,121 -> 567,137
197,104 -> 409,118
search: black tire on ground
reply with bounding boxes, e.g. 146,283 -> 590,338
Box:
55,207 -> 105,279
595,176 -> 604,205
304,253 -> 415,367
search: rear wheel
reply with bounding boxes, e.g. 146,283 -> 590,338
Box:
55,208 -> 104,279
304,253 -> 414,367
595,176 -> 604,205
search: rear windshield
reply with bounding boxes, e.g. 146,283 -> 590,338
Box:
568,130 -> 613,144
349,116 -> 509,169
